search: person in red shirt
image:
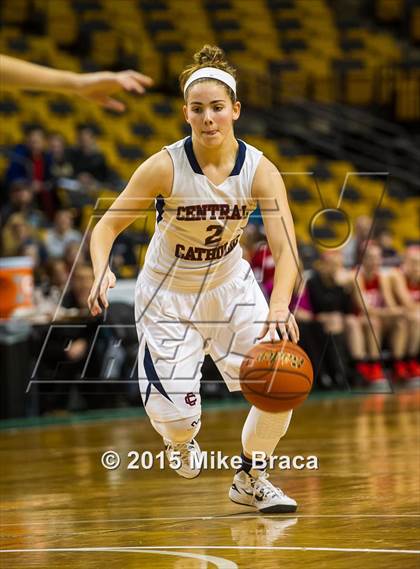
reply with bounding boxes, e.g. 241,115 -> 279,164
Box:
250,241 -> 275,298
389,246 -> 420,379
352,242 -> 408,383
5,127 -> 56,219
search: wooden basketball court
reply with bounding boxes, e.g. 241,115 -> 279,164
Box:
1,389 -> 419,568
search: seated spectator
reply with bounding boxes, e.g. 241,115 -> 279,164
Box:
250,239 -> 274,298
70,125 -> 109,184
17,240 -> 48,287
50,130 -> 100,208
389,246 -> 420,379
32,259 -> 70,318
43,209 -> 82,258
375,226 -> 400,267
298,239 -> 318,270
350,242 -> 408,383
251,246 -> 329,388
306,251 -> 353,388
5,126 -> 56,219
49,132 -> 74,180
110,233 -> 137,278
36,264 -> 106,413
0,178 -> 47,229
288,268 -> 328,387
242,224 -> 265,263
64,239 -> 87,271
2,212 -> 35,256
62,263 -> 94,309
342,215 -> 372,268
289,266 -> 313,323
45,258 -> 70,298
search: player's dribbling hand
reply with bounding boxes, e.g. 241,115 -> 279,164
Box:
258,304 -> 300,344
87,267 -> 116,316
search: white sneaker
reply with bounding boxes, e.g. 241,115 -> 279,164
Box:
229,469 -> 297,513
164,438 -> 202,479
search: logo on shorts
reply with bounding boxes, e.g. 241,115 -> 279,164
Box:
185,392 -> 197,406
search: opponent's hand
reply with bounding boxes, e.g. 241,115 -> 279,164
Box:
87,267 -> 116,316
258,304 -> 300,344
75,70 -> 153,112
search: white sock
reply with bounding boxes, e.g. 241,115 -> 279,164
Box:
242,406 -> 292,459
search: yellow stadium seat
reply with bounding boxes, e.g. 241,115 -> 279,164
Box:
90,30 -> 118,67
119,265 -> 137,278
376,0 -> 405,22
1,0 -> 29,23
411,6 -> 420,42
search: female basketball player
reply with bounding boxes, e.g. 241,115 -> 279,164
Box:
88,46 -> 300,513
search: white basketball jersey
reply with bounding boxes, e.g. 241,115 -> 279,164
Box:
141,136 -> 262,292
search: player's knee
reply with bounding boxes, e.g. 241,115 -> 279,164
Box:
151,415 -> 201,444
345,315 -> 358,331
407,311 -> 420,324
368,315 -> 381,331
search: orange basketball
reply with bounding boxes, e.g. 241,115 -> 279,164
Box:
239,340 -> 313,412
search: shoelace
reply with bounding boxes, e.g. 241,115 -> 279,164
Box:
167,441 -> 195,462
251,471 -> 284,501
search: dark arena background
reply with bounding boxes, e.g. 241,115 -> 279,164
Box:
0,1 -> 419,568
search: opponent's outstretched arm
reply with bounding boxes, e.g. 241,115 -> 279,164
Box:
0,54 -> 153,112
252,156 -> 299,343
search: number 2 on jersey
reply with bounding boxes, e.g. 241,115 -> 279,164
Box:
205,224 -> 224,246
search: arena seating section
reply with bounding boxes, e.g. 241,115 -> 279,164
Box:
1,0 -> 419,271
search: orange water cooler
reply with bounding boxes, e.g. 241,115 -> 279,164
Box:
0,257 -> 34,319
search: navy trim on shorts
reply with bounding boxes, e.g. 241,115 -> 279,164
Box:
184,136 -> 246,177
144,343 -> 173,406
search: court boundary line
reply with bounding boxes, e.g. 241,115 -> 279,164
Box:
1,545 -> 419,555
1,513 -> 419,527
0,547 -> 238,568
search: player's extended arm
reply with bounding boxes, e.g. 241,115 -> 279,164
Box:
0,54 -> 153,112
88,150 -> 173,315
252,156 -> 299,343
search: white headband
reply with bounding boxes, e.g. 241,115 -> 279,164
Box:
183,67 -> 236,98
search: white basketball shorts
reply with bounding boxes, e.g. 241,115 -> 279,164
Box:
134,259 -> 270,422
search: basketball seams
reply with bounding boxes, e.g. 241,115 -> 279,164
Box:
243,388 -> 308,401
241,369 -> 313,387
241,381 -> 309,399
239,340 -> 313,411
